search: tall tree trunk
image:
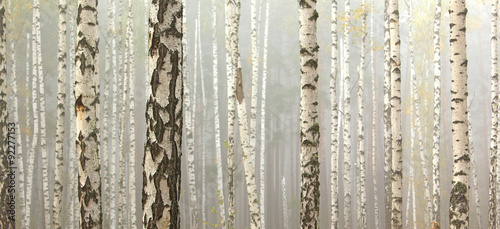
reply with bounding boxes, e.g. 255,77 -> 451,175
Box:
250,0 -> 259,172
212,0 -> 226,224
225,0 -> 236,225
126,0 -> 137,226
389,0 -> 402,227
118,34 -> 129,229
227,0 -> 262,227
33,0 -> 51,227
370,0 -> 379,227
282,177 -> 289,229
469,101 -> 482,229
18,32 -> 28,229
259,2 -> 270,228
0,0 -> 9,226
357,2 -> 367,227
343,1 -> 352,228
405,150 -> 415,229
449,0 -> 469,228
142,0 -> 183,227
383,0 -> 392,226
490,0 -> 499,228
432,0 -> 442,227
53,0 -> 67,227
76,0 -> 101,227
109,1 -> 119,227
299,0 -> 320,227
330,0 -> 339,227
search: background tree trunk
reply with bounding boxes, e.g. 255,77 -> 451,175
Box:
490,0 -> 499,228
432,0 -> 442,227
343,0 -> 352,227
330,0 -> 339,227
357,1 -> 367,227
383,0 -> 392,226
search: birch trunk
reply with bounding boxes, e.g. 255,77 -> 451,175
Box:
227,0 -> 262,227
330,0 -> 339,227
490,0 -> 499,228
33,0 -> 51,227
109,1 -> 118,227
412,178 -> 417,229
75,0 -> 101,227
282,177 -> 289,229
469,102 -> 482,229
118,26 -> 129,229
383,0 -> 392,227
16,33 -> 27,229
432,0 -> 442,226
0,0 -> 9,225
53,0 -> 67,227
357,1 -> 367,227
142,0 -> 183,227
449,0 -> 469,227
343,0 -> 352,227
409,1 -> 432,226
370,0 -> 379,226
212,0 -> 226,224
299,0 -> 320,227
250,0 -> 259,171
259,2 -> 270,228
126,0 -> 137,226
405,150 -> 415,229
225,0 -> 236,225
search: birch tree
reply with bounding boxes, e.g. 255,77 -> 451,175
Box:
330,0 -> 339,227
109,1 -> 119,227
250,0 -> 259,171
142,0 -> 183,227
68,11 -> 78,227
118,40 -> 129,229
383,0 -> 392,226
282,177 -> 289,229
468,100 -> 482,229
343,0 -> 352,227
370,0 -> 379,227
357,1 -> 367,227
299,0 -> 320,227
449,0 -> 469,227
53,0 -> 67,227
432,0 -> 442,226
227,0 -> 262,227
212,0 -> 226,225
0,0 -> 8,225
490,0 -> 499,228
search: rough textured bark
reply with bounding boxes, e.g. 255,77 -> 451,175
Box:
389,0 -> 402,227
468,101 -> 482,229
259,2 -> 269,228
142,0 -> 183,227
449,0 -> 469,228
0,0 -> 9,226
343,0 -> 352,227
282,177 -> 289,229
76,0 -> 101,227
53,0 -> 67,227
432,0 -> 442,227
383,0 -> 392,227
212,0 -> 226,225
33,0 -> 51,227
357,1 -> 367,227
126,0 -> 137,226
490,0 -> 499,228
330,0 -> 339,227
370,0 -> 379,227
299,0 -> 321,228
227,0 -> 262,227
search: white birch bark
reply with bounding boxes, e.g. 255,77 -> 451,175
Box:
468,101 -> 482,229
412,178 -> 417,229
53,0 -> 67,227
405,151 -> 415,229
449,0 -> 469,227
212,0 -> 226,225
343,0 -> 352,227
126,0 -> 137,226
33,0 -> 51,227
118,37 -> 129,229
227,0 -> 262,227
370,0 -> 379,227
75,0 -> 101,227
330,0 -> 339,227
490,0 -> 499,228
259,3 -> 270,229
282,177 -> 289,229
109,1 -> 118,227
250,0 -> 259,170
383,0 -> 392,226
0,0 -> 9,226
142,0 -> 183,227
432,0 -> 442,226
357,1 -> 367,227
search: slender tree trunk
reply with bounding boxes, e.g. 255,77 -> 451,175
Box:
370,0 -> 379,227
412,178 -> 417,229
299,0 -> 320,227
357,2 -> 367,227
259,2 -> 270,228
142,0 -> 183,227
53,0 -> 67,227
383,0 -> 392,227
225,0 -> 236,225
468,101 -> 482,229
449,0 -> 469,228
405,151 -> 415,229
212,0 -> 226,224
330,0 -> 339,227
0,0 -> 10,226
16,33 -> 27,229
118,34 -> 129,229
227,0 -> 262,227
250,0 -> 259,172
343,0 -> 352,227
490,1 -> 499,228
109,1 -> 119,227
282,177 -> 289,229
432,0 -> 442,227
